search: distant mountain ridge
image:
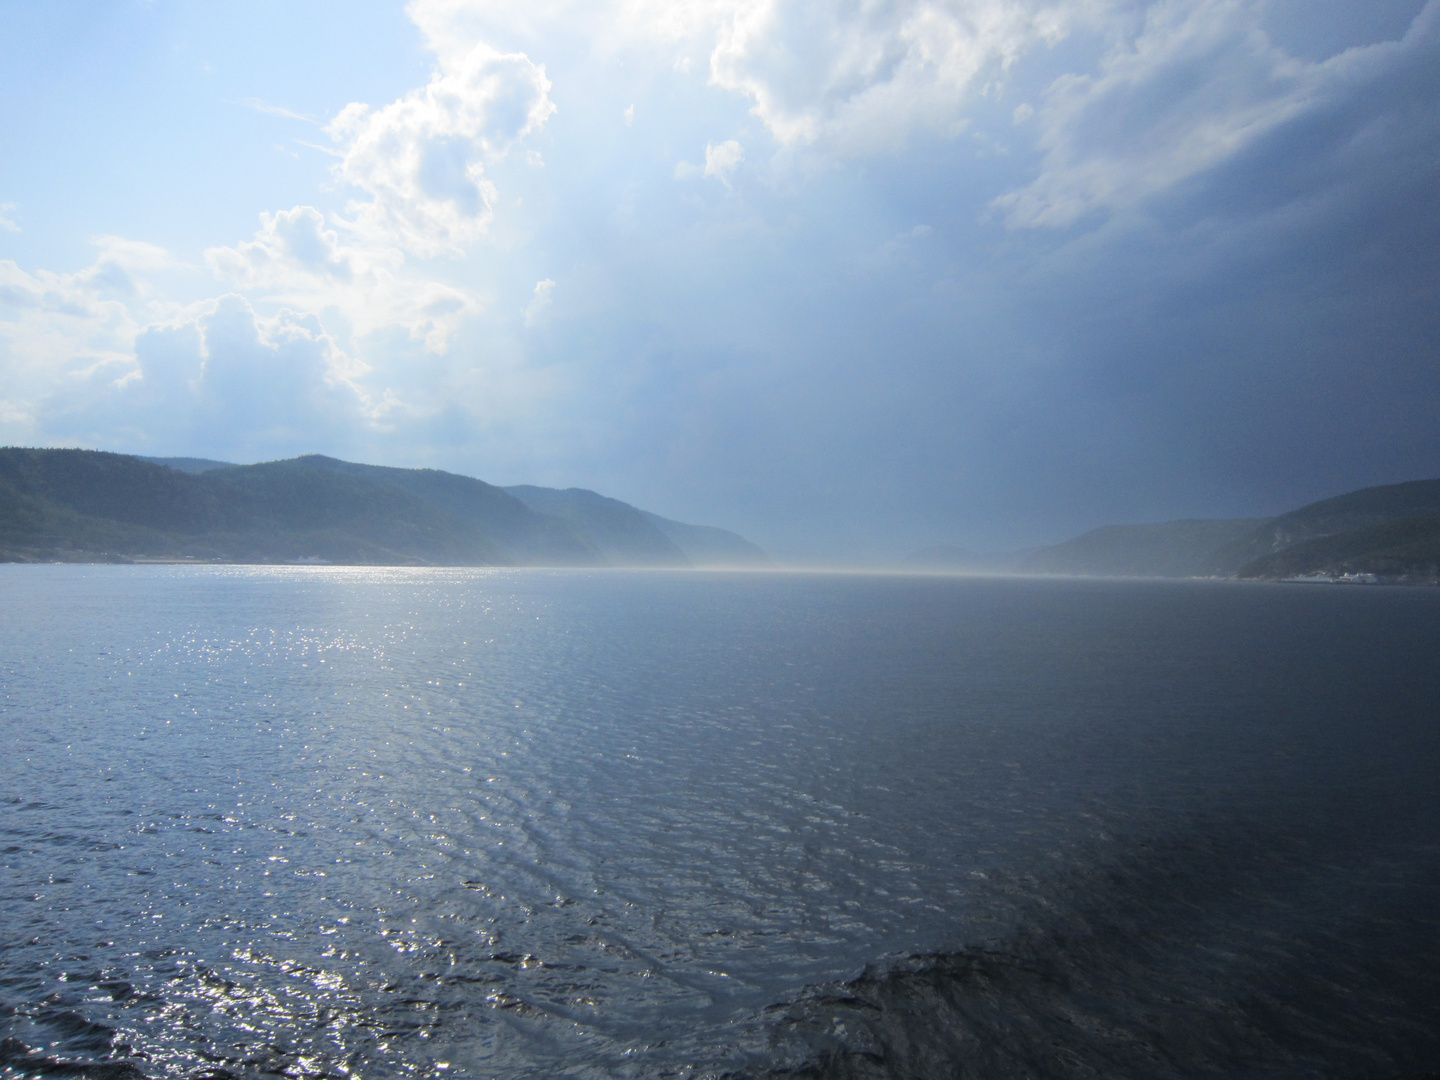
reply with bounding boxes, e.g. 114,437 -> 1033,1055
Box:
638,510 -> 771,568
502,485 -> 689,568
1020,519 -> 1264,578
8,448 -> 1433,579
905,479 -> 1440,583
499,484 -> 770,569
0,449 -> 770,569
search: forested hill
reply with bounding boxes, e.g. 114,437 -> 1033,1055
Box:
0,449 -> 770,568
1230,479 -> 1440,581
503,485 -> 771,568
904,479 -> 1440,583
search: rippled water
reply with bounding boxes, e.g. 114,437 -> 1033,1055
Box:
2,567 -> 1438,1079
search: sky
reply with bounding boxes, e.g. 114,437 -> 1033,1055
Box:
1,0 -> 1437,561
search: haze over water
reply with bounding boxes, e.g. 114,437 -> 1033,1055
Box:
3,566 -> 1439,1078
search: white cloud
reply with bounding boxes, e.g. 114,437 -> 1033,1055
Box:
703,0 -> 1088,150
992,0 -> 1439,227
0,235 -> 420,454
0,203 -> 19,233
91,297 -> 377,458
212,206 -> 356,283
0,8 -> 566,458
0,251 -> 151,385
196,296 -> 369,438
13,289 -> 400,458
205,206 -> 480,353
408,0 -> 1094,151
9,0 -> 1433,484
0,6 -> 559,457
703,139 -> 745,184
327,40 -> 555,256
404,0 -> 1435,230
523,277 -> 555,325
673,139 -> 745,184
0,242 -> 193,445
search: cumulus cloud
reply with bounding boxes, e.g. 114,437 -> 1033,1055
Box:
1,11 -> 556,457
408,0 -> 1090,150
0,249 -> 153,399
195,296 -> 367,441
206,206 -> 480,353
31,294 -> 392,459
703,0 -> 1084,149
408,0 -> 1433,228
0,241 -> 197,446
212,205 -> 356,284
326,40 -> 555,255
0,203 -> 19,233
0,236 -> 415,456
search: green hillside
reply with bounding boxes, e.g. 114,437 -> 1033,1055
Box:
0,450 -> 503,564
0,449 -> 770,568
277,456 -> 595,565
1219,479 -> 1440,571
1236,516 -> 1440,582
902,477 -> 1440,583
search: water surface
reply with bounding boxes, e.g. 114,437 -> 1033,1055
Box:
2,567 -> 1437,1078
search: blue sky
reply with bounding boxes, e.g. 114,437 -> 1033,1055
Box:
1,0 -> 1437,559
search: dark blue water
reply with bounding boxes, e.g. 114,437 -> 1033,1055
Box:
1,567 -> 1438,1079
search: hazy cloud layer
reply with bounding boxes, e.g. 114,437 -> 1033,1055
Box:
996,0 -> 1440,226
